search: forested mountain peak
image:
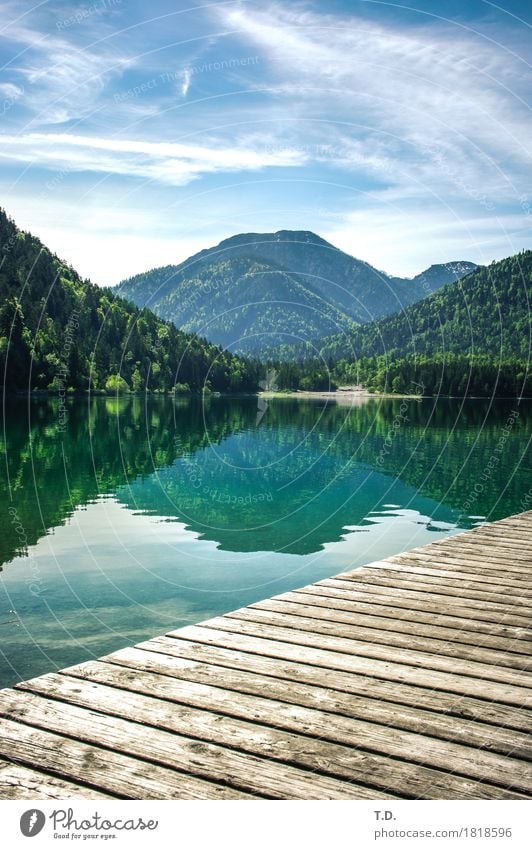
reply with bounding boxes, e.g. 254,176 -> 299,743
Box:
118,229 -> 477,356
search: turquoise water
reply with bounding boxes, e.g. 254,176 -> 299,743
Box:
0,395 -> 530,687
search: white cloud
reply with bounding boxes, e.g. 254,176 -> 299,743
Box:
0,7 -> 133,124
0,82 -> 23,98
323,205 -> 529,276
217,4 -> 532,196
180,67 -> 191,97
0,131 -> 308,186
38,226 -> 208,286
1,191 -> 211,284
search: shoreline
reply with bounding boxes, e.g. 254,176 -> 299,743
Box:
7,389 -> 530,401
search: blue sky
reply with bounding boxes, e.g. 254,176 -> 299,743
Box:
0,0 -> 531,284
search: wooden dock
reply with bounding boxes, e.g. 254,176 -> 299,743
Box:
0,511 -> 531,800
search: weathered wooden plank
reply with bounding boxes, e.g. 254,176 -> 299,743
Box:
335,573 -> 532,609
359,563 -> 532,598
446,518 -> 532,539
70,655 -> 532,762
389,553 -> 531,579
460,530 -> 531,548
247,598 -> 532,668
0,760 -> 113,800
388,553 -> 531,582
293,586 -> 532,642
0,718 -> 255,799
426,540 -> 531,563
404,529 -> 532,553
19,671 -> 521,799
0,689 -> 388,800
165,625 -> 532,707
205,614 -> 532,690
498,515 -> 532,530
362,549 -> 530,591
440,547 -> 531,566
127,641 -> 532,732
268,592 -> 532,654
317,579 -> 532,627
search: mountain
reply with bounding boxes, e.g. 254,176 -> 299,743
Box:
410,261 -> 479,293
117,230 -> 477,356
321,250 -> 532,361
0,209 -> 258,393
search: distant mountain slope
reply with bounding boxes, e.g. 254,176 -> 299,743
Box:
0,209 -> 257,393
117,230 -> 476,355
321,250 -> 532,361
122,253 -> 357,352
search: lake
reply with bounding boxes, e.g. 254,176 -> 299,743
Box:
0,394 -> 530,688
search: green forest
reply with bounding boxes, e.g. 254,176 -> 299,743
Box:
336,353 -> 531,397
0,209 -> 259,394
264,353 -> 530,397
268,251 -> 531,396
321,251 -> 532,361
0,208 -> 529,397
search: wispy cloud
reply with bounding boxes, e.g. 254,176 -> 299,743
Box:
0,131 -> 307,185
0,81 -> 23,98
217,3 -> 531,193
180,67 -> 191,97
323,204 -> 528,276
0,3 -> 133,124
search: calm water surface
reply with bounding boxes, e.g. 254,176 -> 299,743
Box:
0,395 -> 530,687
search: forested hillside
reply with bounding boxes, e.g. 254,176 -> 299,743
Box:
264,252 -> 531,396
0,209 -> 259,393
117,230 -> 476,355
122,253 -> 357,354
321,251 -> 531,361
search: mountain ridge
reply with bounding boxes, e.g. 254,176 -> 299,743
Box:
117,229 -> 477,355
320,250 -> 532,362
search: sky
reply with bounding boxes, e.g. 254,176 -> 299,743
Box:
0,0 -> 531,285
